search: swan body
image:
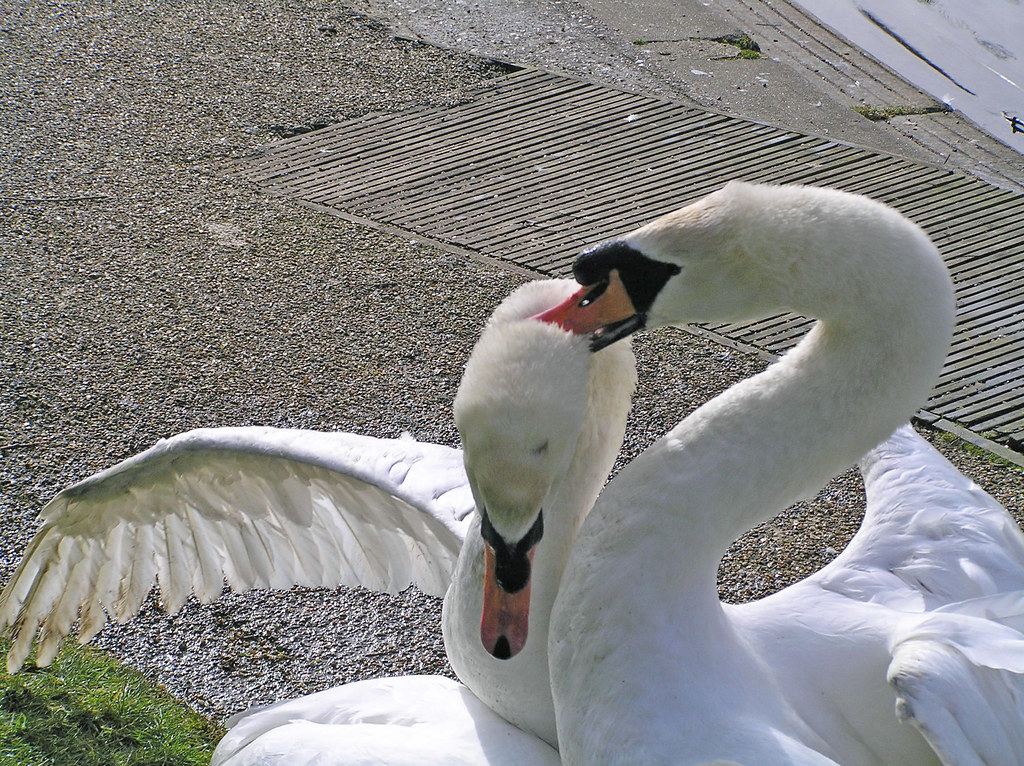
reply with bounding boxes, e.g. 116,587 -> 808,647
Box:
211,676 -> 560,766
0,278 -> 637,763
544,182 -> 1024,765
738,424 -> 1024,765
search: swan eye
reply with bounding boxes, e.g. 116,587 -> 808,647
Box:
578,278 -> 609,308
533,440 -> 549,456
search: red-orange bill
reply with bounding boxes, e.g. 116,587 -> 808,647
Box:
480,544 -> 535,659
532,270 -> 636,336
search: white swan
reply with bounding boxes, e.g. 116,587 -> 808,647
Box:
0,278 -> 637,763
536,181 -> 1024,765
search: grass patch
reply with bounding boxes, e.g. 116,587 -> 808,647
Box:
932,428 -> 1024,471
853,104 -> 952,121
0,639 -> 223,766
713,33 -> 762,58
633,33 -> 762,58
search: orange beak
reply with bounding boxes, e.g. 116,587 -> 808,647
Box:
480,544 -> 537,660
533,270 -> 637,336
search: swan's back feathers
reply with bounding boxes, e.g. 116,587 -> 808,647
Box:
211,676 -> 561,766
0,427 -> 473,672
816,425 -> 1024,609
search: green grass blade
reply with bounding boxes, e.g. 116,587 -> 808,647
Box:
0,639 -> 223,766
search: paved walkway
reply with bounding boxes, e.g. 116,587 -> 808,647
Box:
270,1 -> 1024,461
364,0 -> 1024,190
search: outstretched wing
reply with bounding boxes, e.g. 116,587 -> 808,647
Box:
0,427 -> 474,672
888,593 -> 1024,766
800,424 -> 1024,763
814,424 -> 1024,609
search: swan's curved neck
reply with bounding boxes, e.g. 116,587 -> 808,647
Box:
444,339 -> 635,746
551,188 -> 955,762
621,235 -> 953,594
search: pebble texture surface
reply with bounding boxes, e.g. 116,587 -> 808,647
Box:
2,0 -> 1023,723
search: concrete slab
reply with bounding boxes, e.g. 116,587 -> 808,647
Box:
362,0 -> 1024,191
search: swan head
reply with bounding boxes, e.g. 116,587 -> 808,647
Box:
538,181 -> 935,349
454,279 -> 626,659
534,185 -> 757,349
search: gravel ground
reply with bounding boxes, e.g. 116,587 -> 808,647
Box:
3,0 -> 1024,730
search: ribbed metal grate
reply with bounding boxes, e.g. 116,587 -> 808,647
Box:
231,68 -> 1024,455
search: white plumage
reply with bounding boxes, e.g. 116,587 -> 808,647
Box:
0,428 -> 472,673
6,182 -> 1024,765
212,676 -> 560,766
546,182 -> 1024,765
0,278 -> 636,764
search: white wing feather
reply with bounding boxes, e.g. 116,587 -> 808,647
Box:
816,424 -> 1024,607
0,427 -> 474,672
889,598 -> 1024,766
810,424 -> 1024,764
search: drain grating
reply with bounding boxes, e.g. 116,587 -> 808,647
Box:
231,68 -> 1024,458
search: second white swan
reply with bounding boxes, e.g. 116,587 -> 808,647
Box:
539,181 -> 1024,765
0,278 -> 637,763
